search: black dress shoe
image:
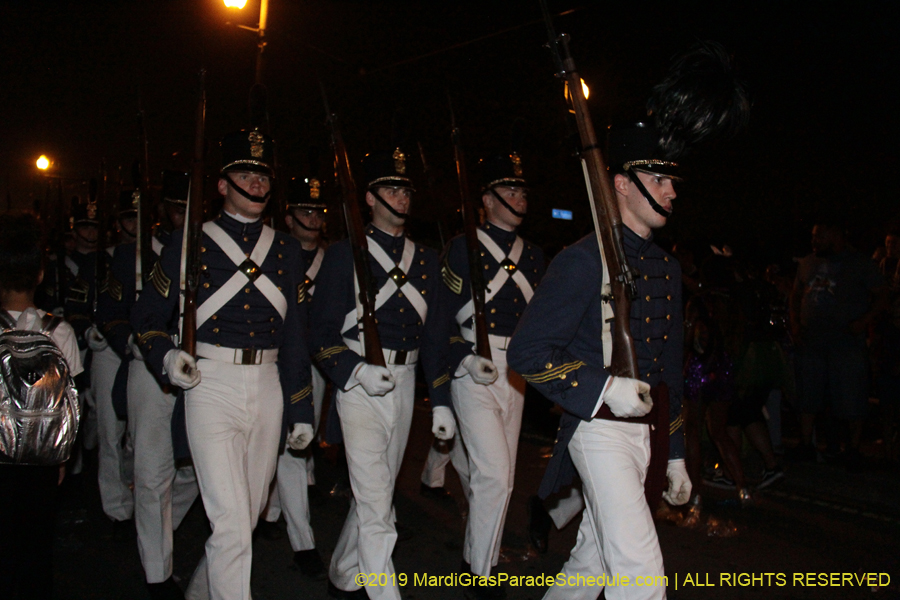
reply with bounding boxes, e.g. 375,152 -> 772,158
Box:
527,495 -> 552,554
419,482 -> 453,501
327,580 -> 369,599
294,548 -> 327,580
254,519 -> 284,541
146,577 -> 185,600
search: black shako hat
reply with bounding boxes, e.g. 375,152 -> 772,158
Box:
606,122 -> 681,180
478,152 -> 527,192
71,201 -> 100,226
220,129 -> 275,177
162,170 -> 189,205
118,190 -> 138,217
286,176 -> 327,210
362,147 -> 415,191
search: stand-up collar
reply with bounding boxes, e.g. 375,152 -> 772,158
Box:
366,224 -> 406,255
482,221 -> 517,246
622,225 -> 655,255
217,211 -> 263,238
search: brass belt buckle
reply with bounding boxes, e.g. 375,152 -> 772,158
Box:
237,348 -> 260,365
393,350 -> 407,365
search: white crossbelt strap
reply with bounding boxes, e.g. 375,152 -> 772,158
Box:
151,236 -> 164,256
195,222 -> 287,329
340,236 -> 427,340
306,247 -> 324,296
65,256 -> 79,277
455,230 -> 533,327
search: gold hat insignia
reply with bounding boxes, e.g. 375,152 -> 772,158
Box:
393,148 -> 406,175
309,179 -> 321,199
249,130 -> 265,159
511,153 -> 523,177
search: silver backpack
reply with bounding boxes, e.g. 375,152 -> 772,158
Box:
0,309 -> 80,465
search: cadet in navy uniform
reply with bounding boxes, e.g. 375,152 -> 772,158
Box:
310,148 -> 453,600
131,130 -> 314,600
507,124 -> 691,600
87,191 -> 138,531
260,175 -> 328,579
440,151 -> 544,597
100,171 -> 199,600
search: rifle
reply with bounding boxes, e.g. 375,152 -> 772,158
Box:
540,0 -> 638,379
134,107 -> 154,294
448,99 -> 492,362
320,83 -> 386,367
90,175 -> 105,317
180,69 -> 206,357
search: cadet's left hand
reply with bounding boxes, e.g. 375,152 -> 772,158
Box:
85,325 -> 108,352
662,459 -> 691,506
431,406 -> 456,441
287,423 -> 315,451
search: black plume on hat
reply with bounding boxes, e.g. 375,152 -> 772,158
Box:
646,41 -> 750,160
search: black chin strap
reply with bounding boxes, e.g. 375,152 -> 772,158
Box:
370,189 -> 408,221
224,173 -> 271,204
489,187 -> 526,219
625,169 -> 671,218
290,214 -> 322,232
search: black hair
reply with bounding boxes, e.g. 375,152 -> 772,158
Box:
0,212 -> 45,292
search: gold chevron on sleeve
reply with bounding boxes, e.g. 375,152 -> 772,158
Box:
106,271 -> 123,302
432,373 -> 450,388
314,345 -> 348,363
290,385 -> 313,404
669,415 -> 683,435
149,260 -> 171,299
441,257 -> 463,295
450,336 -> 467,345
521,360 -> 586,384
137,331 -> 170,345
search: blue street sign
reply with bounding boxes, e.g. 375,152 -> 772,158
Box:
552,208 -> 573,220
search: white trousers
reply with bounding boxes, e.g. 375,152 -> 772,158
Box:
184,360 -> 283,600
420,431 -> 470,500
452,349 -> 525,576
92,345 -> 133,521
329,363 -> 415,600
543,420 -> 665,600
263,366 -> 326,551
128,356 -> 200,583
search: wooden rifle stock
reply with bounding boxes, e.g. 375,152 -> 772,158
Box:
321,85 -> 385,367
181,70 -> 206,357
448,101 -> 492,361
540,0 -> 638,379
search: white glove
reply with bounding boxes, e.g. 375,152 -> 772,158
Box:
85,325 -> 108,352
600,376 -> 653,418
662,459 -> 692,506
287,423 -> 315,451
355,363 -> 395,396
128,334 -> 143,360
461,354 -> 499,385
163,349 -> 201,390
51,306 -> 65,318
432,406 -> 456,441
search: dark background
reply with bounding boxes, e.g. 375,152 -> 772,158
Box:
2,0 -> 897,261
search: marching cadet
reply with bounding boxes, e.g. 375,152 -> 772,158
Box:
441,151 -> 544,598
99,171 -> 199,600
259,175 -> 329,579
507,123 -> 691,600
131,130 -> 315,600
86,191 -> 138,533
310,148 -> 452,600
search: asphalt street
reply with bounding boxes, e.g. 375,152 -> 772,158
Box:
53,395 -> 900,600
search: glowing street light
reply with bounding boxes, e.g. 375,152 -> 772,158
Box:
223,0 -> 248,7
564,78 -> 590,101
36,155 -> 51,170
223,0 -> 269,85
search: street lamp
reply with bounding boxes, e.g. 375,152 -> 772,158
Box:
224,0 -> 268,85
36,155 -> 51,170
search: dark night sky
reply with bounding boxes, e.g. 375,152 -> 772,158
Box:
2,0 -> 897,262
